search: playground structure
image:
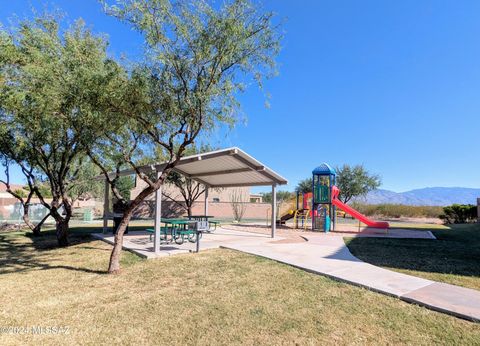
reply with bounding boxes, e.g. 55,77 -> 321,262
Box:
311,163 -> 336,231
280,163 -> 389,231
277,192 -> 312,230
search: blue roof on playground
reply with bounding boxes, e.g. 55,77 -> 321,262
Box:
312,163 -> 336,175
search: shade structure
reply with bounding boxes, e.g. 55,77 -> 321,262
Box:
105,147 -> 288,188
101,147 -> 288,254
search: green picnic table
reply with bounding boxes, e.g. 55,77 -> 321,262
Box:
146,219 -> 201,245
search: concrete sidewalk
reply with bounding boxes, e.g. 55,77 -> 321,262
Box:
92,228 -> 279,259
222,234 -> 480,322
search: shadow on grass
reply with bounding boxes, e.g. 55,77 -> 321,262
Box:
0,226 -> 119,276
345,223 -> 480,278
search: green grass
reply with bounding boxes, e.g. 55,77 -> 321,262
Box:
345,223 -> 480,290
0,231 -> 479,345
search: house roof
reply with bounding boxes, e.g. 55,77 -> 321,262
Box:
104,147 -> 288,188
0,183 -> 24,193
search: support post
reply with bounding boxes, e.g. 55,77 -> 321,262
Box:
102,180 -> 110,234
477,198 -> 480,223
330,175 -> 337,231
271,184 -> 276,238
154,179 -> 162,254
312,175 -> 315,231
204,186 -> 209,216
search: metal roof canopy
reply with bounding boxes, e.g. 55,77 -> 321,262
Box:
112,147 -> 288,188
102,147 -> 286,252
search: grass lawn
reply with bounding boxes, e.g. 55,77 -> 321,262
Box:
345,223 -> 480,291
0,231 -> 479,345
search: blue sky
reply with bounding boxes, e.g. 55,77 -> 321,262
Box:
1,0 -> 480,193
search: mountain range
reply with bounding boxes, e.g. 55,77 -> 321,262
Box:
354,187 -> 480,206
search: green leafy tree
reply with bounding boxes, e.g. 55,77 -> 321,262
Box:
295,178 -> 312,194
335,164 -> 381,204
261,190 -> 293,204
115,176 -> 135,201
0,152 -> 50,235
261,190 -> 293,219
161,144 -> 220,217
83,0 -> 281,273
67,160 -> 104,203
0,15 -> 120,245
439,204 -> 477,224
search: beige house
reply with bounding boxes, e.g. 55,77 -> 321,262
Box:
249,193 -> 263,203
131,177 -> 251,203
129,176 -> 269,219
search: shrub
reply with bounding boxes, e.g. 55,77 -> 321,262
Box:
439,204 -> 477,224
230,189 -> 247,222
350,202 -> 443,219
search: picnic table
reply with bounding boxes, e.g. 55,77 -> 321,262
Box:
146,219 -> 200,245
146,217 -> 214,252
165,219 -> 199,245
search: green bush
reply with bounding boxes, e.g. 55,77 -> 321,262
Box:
439,204 -> 477,224
350,202 -> 443,219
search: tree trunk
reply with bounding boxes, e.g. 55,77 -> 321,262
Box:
22,203 -> 39,236
22,214 -> 40,236
32,213 -> 51,236
31,223 -> 42,236
187,204 -> 192,218
56,219 -> 69,247
52,198 -> 73,247
108,207 -> 135,274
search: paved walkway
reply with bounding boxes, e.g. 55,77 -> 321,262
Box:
94,228 -> 480,322
222,233 -> 480,322
92,228 -> 277,259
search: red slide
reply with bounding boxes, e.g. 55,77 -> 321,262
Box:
331,186 -> 389,229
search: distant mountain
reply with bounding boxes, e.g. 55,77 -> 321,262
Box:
354,187 -> 480,206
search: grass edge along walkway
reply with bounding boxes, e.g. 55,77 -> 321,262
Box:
0,231 -> 479,345
345,223 -> 480,291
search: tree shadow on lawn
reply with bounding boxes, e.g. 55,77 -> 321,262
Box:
345,223 -> 480,278
0,227 -> 111,276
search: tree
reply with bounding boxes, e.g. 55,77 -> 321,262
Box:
296,178 -> 312,194
261,190 -> 293,204
84,0 -> 281,273
0,152 -> 50,236
230,188 -> 247,222
161,144 -> 220,217
0,15 -> 121,245
261,190 -> 293,220
115,176 -> 135,201
335,164 -> 381,204
67,160 -> 104,204
439,204 -> 477,224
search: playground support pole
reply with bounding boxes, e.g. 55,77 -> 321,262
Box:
271,184 -> 276,238
329,174 -> 333,232
332,174 -> 336,231
312,175 -> 316,231
295,192 -> 299,229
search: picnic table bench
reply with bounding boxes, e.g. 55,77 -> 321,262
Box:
146,219 -> 205,245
